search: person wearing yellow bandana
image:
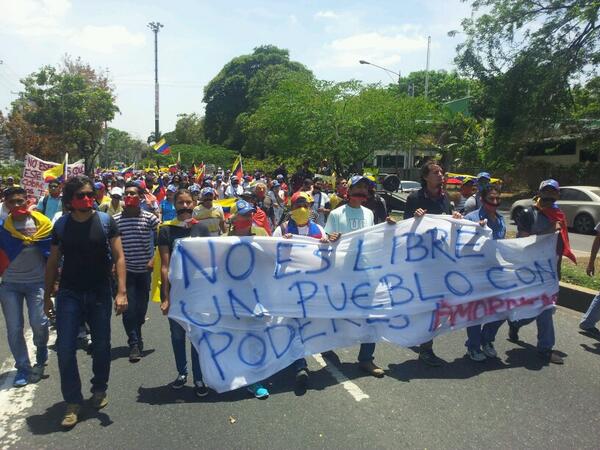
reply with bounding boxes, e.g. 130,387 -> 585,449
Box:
0,186 -> 52,388
158,188 -> 211,398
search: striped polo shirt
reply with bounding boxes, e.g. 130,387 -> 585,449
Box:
114,210 -> 160,273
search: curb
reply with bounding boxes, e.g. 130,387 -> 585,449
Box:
558,281 -> 597,313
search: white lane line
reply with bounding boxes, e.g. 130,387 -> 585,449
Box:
312,354 -> 369,402
0,329 -> 54,449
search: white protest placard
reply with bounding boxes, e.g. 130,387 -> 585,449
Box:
22,154 -> 85,198
168,215 -> 559,393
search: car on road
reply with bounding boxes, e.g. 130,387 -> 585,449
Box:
510,185 -> 600,234
397,180 -> 421,193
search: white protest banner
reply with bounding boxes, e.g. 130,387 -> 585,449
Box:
22,154 -> 85,198
168,215 -> 559,393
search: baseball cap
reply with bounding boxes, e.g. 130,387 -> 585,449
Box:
276,174 -> 284,180
291,191 -> 313,205
349,175 -> 374,187
241,187 -> 255,198
94,182 -> 105,191
189,184 -> 201,193
539,179 -> 559,191
476,172 -> 491,180
110,187 -> 123,197
200,187 -> 215,197
166,184 -> 178,193
271,180 -> 280,188
230,175 -> 239,182
233,199 -> 255,215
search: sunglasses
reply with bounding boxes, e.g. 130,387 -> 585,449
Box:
75,192 -> 95,199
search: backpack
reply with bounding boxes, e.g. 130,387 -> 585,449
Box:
53,211 -> 113,263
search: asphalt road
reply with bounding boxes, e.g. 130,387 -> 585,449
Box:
0,301 -> 599,449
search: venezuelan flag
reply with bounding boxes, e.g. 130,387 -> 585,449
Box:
43,163 -> 65,183
215,197 -> 236,219
231,154 -> 243,179
153,138 -> 171,155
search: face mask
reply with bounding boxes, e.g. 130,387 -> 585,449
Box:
483,198 -> 500,209
124,196 -> 141,207
10,205 -> 30,220
233,217 -> 253,230
291,207 -> 311,224
71,196 -> 94,211
337,187 -> 348,197
176,208 -> 194,216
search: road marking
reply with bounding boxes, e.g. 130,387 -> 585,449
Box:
312,354 -> 369,402
0,329 -> 54,449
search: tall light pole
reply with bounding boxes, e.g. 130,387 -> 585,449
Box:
147,21 -> 163,141
359,60 -> 401,85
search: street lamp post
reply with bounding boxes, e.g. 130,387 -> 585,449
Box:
147,21 -> 164,141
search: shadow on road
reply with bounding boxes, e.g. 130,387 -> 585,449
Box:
111,345 -> 155,361
26,401 -> 113,434
581,342 -> 600,355
136,355 -> 367,405
386,339 -> 568,382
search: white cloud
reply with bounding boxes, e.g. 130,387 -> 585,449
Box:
320,30 -> 428,69
76,26 -> 145,54
0,0 -> 145,53
314,10 -> 339,20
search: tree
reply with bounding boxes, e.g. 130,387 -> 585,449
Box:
203,45 -> 312,150
99,128 -> 147,167
172,113 -> 205,145
395,70 -> 481,106
572,76 -> 600,119
243,73 -> 437,170
10,56 -> 119,171
454,0 -> 600,128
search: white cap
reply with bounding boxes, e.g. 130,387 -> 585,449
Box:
110,187 -> 123,197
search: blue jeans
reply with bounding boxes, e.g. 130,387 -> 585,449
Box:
122,271 -> 151,347
0,281 -> 48,371
466,320 -> 505,351
55,285 -> 112,404
510,308 -> 555,351
580,292 -> 600,329
168,318 -> 202,383
358,343 -> 375,362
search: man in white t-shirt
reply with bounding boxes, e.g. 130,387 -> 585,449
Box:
324,175 -> 395,378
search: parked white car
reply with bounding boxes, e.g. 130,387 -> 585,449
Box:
510,186 -> 600,234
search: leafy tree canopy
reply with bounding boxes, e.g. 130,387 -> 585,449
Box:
203,45 -> 312,150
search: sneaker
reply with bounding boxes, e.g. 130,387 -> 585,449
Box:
90,391 -> 108,409
482,343 -> 498,358
538,350 -> 564,364
29,364 -> 45,383
467,348 -> 486,362
419,350 -> 443,367
358,361 -> 385,378
194,381 -> 209,398
295,368 -> 309,387
60,403 -> 81,428
508,322 -> 519,342
129,345 -> 141,363
170,374 -> 187,390
580,326 -> 600,339
247,383 -> 269,399
13,369 -> 29,388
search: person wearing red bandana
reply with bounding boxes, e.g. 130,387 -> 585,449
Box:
114,182 -> 160,363
509,179 -> 569,364
158,189 -> 210,398
0,186 -> 52,389
44,175 -> 128,428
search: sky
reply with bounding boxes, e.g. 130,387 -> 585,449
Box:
0,0 -> 473,141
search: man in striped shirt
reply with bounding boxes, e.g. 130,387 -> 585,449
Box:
114,182 -> 160,362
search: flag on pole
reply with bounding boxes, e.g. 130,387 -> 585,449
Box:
43,163 -> 64,183
231,154 -> 243,179
194,162 -> 205,184
153,138 -> 171,155
120,165 -> 134,177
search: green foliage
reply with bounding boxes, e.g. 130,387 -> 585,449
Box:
395,70 -> 482,106
11,56 -> 119,172
572,76 -> 600,119
243,73 -> 438,171
203,45 -> 312,149
99,127 -> 146,167
141,143 -> 238,169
